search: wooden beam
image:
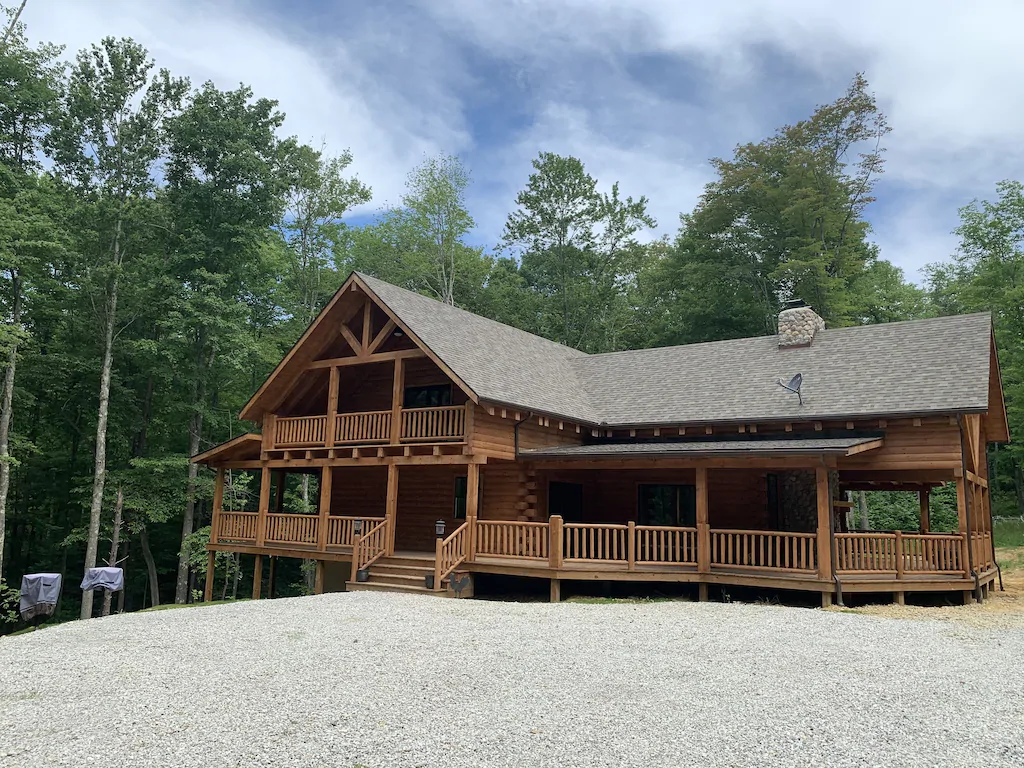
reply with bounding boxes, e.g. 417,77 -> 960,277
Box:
210,468 -> 225,545
314,560 -> 325,595
466,462 -> 479,561
252,554 -> 263,600
815,466 -> 832,581
385,463 -> 399,555
308,348 -> 425,369
203,550 -> 215,602
919,488 -> 930,533
844,438 -> 885,456
255,466 -> 271,547
361,299 -> 372,350
696,467 -> 709,574
391,357 -> 405,444
339,323 -> 363,356
317,465 -> 333,552
367,319 -> 396,355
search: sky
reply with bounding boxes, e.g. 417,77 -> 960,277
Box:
22,0 -> 1024,282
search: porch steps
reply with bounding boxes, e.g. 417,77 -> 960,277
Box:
346,553 -> 445,596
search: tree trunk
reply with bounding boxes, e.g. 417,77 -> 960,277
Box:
858,491 -> 870,531
139,524 -> 159,607
101,486 -> 124,617
175,409 -> 202,603
0,273 -> 22,583
81,270 -> 120,620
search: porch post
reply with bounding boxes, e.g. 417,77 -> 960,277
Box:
252,554 -> 263,600
696,466 -> 709,574
955,477 -> 971,578
255,465 -> 271,547
918,488 -> 930,533
314,560 -> 325,594
327,366 -> 340,448
815,466 -> 833,595
390,357 -> 405,445
549,515 -> 564,569
210,467 -> 225,545
203,550 -> 215,602
317,466 -> 333,552
386,463 -> 399,555
466,462 -> 479,561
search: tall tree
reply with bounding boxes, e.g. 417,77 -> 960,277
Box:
49,37 -> 186,619
502,152 -> 655,351
661,74 -> 892,344
0,4 -> 61,582
165,82 -> 291,603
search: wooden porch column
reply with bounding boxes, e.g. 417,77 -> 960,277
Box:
466,462 -> 479,561
918,488 -> 930,533
815,466 -> 833,583
549,515 -> 564,569
956,477 -> 971,577
317,466 -> 333,551
314,560 -> 325,594
385,463 -> 399,555
255,466 -> 271,547
390,357 -> 405,445
252,554 -> 263,600
326,366 -> 340,447
696,467 -> 709,574
261,414 -> 277,458
203,550 -> 215,602
210,468 -> 225,545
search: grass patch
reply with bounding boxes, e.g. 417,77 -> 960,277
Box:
996,546 -> 1024,574
140,599 -> 244,613
994,517 -> 1024,548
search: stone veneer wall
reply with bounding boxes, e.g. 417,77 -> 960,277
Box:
777,469 -> 841,532
777,306 -> 826,347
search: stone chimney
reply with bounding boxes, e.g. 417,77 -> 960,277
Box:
777,299 -> 825,348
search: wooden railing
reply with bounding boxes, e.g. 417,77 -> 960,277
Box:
334,411 -> 391,444
351,518 -> 390,581
710,529 -> 817,573
563,523 -> 629,563
971,532 -> 994,571
904,533 -> 964,574
218,511 -> 258,542
636,525 -> 698,566
265,513 -> 319,546
835,532 -> 898,573
434,522 -> 470,591
326,516 -> 386,548
475,520 -> 550,560
400,404 -> 467,442
273,415 -> 328,448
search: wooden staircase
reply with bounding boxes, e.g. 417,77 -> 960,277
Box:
346,552 -> 442,595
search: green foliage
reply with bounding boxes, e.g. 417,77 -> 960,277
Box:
861,484 -> 959,532
993,517 -> 1024,549
0,577 -> 18,626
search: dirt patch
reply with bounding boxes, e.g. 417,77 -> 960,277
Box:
830,546 -> 1024,628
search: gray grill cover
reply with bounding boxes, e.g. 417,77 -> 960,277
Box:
80,566 -> 124,593
19,573 -> 62,621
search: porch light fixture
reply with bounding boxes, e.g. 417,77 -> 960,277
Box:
352,519 -> 363,536
393,329 -> 403,337
435,520 -> 446,539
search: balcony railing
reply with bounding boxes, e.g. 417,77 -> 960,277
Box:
270,404 -> 468,450
215,511 -> 384,551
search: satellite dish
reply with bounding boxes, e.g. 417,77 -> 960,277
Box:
776,373 -> 803,405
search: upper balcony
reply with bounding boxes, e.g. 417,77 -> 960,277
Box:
265,403 -> 470,452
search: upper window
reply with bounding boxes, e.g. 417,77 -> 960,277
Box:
403,384 -> 452,409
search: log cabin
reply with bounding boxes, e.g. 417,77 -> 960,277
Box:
194,272 -> 1008,606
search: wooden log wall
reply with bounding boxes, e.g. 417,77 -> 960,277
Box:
394,465 -> 466,552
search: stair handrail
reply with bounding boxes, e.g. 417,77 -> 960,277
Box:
350,518 -> 390,583
433,521 -> 469,592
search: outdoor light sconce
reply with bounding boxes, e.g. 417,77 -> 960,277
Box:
352,519 -> 363,537
435,520 -> 446,539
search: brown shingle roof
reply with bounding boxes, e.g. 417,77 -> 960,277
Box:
358,274 -> 994,428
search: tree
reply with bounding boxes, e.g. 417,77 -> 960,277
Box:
928,180 -> 1024,515
49,37 -> 187,619
164,82 -> 292,603
0,4 -> 61,582
660,74 -> 892,344
502,152 -> 655,351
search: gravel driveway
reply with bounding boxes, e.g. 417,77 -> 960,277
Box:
1,593 -> 1022,767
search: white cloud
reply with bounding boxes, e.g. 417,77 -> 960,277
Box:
23,0 -> 1024,281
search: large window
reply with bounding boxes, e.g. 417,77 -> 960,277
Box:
638,485 -> 696,527
453,476 -> 467,519
403,384 -> 452,409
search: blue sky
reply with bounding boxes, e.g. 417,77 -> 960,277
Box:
25,0 -> 1024,282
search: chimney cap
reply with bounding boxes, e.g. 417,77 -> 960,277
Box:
782,298 -> 808,310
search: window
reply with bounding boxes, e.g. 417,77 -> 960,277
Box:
403,384 -> 452,409
638,485 -> 696,527
548,482 -> 584,522
453,476 -> 467,519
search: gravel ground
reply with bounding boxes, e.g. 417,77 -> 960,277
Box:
1,593 -> 1023,768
